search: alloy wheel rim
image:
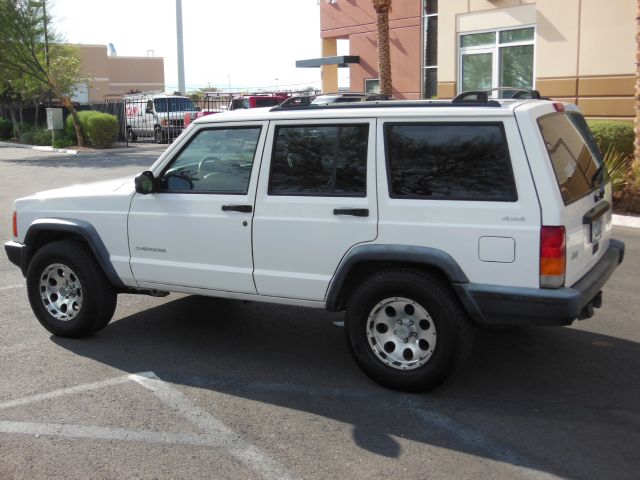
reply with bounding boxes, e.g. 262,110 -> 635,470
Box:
366,297 -> 437,370
39,263 -> 83,321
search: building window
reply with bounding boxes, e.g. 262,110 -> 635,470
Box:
364,79 -> 380,94
423,0 -> 438,98
459,26 -> 535,96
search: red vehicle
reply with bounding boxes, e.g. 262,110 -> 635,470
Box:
229,94 -> 289,110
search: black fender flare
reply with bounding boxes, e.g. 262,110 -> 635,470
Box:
22,218 -> 125,288
325,244 -> 469,311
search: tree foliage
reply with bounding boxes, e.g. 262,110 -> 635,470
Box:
0,0 -> 87,145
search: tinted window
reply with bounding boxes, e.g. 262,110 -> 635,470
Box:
538,112 -> 604,205
386,123 -> 516,201
154,98 -> 196,112
269,125 -> 368,196
161,127 -> 261,194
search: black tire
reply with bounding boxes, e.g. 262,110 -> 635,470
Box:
26,240 -> 117,338
154,126 -> 164,144
345,269 -> 474,392
127,127 -> 137,143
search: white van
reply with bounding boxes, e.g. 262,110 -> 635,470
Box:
125,92 -> 198,143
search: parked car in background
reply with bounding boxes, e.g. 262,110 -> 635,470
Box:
311,92 -> 389,105
125,92 -> 198,143
229,94 -> 289,110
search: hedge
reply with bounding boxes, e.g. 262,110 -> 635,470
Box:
587,120 -> 634,157
0,118 -> 12,140
65,111 -> 118,148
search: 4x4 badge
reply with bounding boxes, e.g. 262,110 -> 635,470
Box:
501,216 -> 526,222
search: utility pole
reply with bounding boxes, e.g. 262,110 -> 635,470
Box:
176,0 -> 185,94
42,0 -> 52,106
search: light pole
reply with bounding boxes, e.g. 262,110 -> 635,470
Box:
176,0 -> 186,94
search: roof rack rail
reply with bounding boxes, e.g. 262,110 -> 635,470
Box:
270,99 -> 501,112
453,88 -> 548,102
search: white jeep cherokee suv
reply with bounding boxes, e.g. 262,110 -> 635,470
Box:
4,92 -> 625,391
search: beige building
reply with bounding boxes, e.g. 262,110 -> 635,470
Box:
74,44 -> 164,103
310,0 -> 635,118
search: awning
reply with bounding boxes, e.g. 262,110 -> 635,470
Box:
295,55 -> 360,68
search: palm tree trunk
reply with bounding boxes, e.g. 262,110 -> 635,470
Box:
635,1 -> 640,166
373,1 -> 393,97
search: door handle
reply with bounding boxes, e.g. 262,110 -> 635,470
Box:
222,204 -> 253,213
333,208 -> 369,217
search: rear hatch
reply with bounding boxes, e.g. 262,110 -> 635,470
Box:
534,107 -> 612,287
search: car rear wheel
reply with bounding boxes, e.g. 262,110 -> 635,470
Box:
345,269 -> 474,392
26,240 -> 117,338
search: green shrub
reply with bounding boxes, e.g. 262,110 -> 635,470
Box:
52,138 -> 74,149
65,111 -> 118,148
587,120 -> 634,157
19,125 -> 52,146
85,112 -> 118,148
0,118 -> 12,140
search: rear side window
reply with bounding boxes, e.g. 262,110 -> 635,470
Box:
538,112 -> 604,205
269,124 -> 368,196
385,123 -> 517,201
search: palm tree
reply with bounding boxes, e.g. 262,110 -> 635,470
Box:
635,1 -> 640,165
372,0 -> 392,97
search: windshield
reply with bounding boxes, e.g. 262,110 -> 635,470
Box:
154,97 -> 196,112
538,112 -> 605,205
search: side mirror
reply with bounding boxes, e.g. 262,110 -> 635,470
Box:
135,171 -> 155,194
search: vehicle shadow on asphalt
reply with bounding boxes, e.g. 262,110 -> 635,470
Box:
52,295 -> 639,479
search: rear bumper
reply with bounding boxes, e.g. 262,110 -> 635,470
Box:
455,239 -> 625,327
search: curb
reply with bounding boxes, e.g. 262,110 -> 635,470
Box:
612,214 -> 640,229
0,141 -> 77,155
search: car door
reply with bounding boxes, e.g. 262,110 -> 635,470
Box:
252,119 -> 378,301
128,122 -> 267,293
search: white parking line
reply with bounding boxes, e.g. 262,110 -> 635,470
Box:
0,372 -> 294,480
0,420 -> 226,447
410,408 -> 563,480
0,376 -> 131,410
130,372 -> 294,480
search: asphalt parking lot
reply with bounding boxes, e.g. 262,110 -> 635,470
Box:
0,144 -> 638,479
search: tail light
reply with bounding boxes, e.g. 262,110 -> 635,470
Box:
540,226 -> 565,288
12,211 -> 17,237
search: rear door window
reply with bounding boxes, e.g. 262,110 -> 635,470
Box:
537,112 -> 604,205
385,123 -> 517,201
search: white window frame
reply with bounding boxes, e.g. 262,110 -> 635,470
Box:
458,25 -> 536,96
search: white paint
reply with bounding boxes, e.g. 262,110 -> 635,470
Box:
0,284 -> 24,291
130,372 -> 293,480
411,408 -> 563,480
0,376 -> 131,410
613,214 -> 640,229
0,420 -> 225,447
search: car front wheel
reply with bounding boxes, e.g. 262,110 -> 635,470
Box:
26,240 -> 117,338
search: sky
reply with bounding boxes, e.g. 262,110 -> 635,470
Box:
50,0 -> 348,92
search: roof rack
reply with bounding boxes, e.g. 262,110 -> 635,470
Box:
271,99 -> 501,112
453,87 -> 547,102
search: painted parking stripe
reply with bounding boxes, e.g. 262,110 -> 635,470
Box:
410,407 -> 563,480
130,372 -> 294,480
0,420 -> 225,447
0,375 -> 131,410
